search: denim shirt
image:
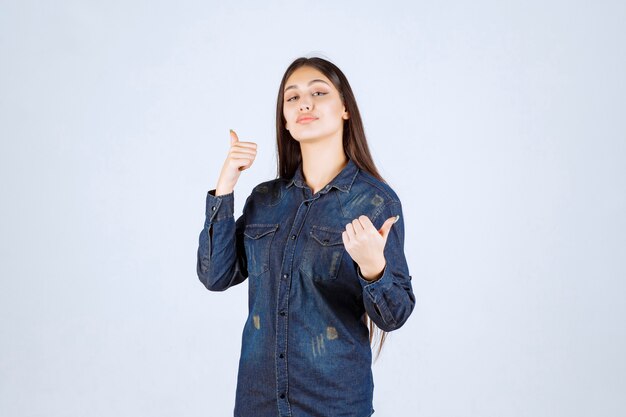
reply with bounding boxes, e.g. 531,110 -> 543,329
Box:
197,157 -> 415,417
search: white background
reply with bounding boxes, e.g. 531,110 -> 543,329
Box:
1,1 -> 625,416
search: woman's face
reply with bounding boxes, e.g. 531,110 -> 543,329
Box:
282,66 -> 349,143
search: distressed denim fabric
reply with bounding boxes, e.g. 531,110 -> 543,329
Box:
197,158 -> 415,417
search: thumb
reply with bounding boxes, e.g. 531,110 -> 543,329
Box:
378,215 -> 400,240
230,129 -> 239,145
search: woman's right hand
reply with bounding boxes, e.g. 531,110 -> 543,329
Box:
215,129 -> 257,196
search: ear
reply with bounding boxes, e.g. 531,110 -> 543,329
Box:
342,109 -> 350,120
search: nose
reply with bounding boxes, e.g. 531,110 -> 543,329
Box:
299,100 -> 312,111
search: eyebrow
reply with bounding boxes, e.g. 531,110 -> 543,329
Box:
284,79 -> 330,92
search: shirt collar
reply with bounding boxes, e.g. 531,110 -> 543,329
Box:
286,157 -> 359,193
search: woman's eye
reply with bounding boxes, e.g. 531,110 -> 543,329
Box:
286,92 -> 326,102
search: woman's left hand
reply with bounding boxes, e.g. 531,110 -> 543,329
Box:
342,214 -> 400,281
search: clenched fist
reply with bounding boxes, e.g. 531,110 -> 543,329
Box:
342,214 -> 400,281
215,129 -> 257,196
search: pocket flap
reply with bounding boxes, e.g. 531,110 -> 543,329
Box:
244,224 -> 279,240
310,226 -> 344,246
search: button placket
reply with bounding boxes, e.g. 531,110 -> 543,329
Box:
275,199 -> 313,417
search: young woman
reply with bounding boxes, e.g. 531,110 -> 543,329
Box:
197,56 -> 415,417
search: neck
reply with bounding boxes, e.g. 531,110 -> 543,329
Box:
300,136 -> 348,194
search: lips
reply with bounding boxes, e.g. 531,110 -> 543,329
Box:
297,115 -> 318,123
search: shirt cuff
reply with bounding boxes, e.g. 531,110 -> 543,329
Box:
205,189 -> 235,222
358,264 -> 394,301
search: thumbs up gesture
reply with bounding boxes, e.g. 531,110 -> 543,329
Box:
215,129 -> 258,196
342,214 -> 400,281
227,129 -> 257,172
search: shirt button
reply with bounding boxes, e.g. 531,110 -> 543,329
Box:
279,353 -> 284,358
211,206 -> 216,211
291,235 -> 296,239
282,274 -> 288,279
280,311 -> 286,316
280,393 -> 286,399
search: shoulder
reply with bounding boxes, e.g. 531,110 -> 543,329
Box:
338,169 -> 403,225
245,177 -> 288,207
353,169 -> 402,205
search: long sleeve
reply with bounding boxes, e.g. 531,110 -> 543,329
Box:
357,200 -> 415,332
196,189 -> 249,291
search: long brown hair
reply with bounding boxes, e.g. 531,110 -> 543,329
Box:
274,56 -> 389,358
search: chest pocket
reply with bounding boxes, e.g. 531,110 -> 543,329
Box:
300,225 -> 345,282
243,224 -> 279,278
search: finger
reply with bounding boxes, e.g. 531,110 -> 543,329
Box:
351,218 -> 365,233
230,129 -> 239,144
234,142 -> 257,149
232,157 -> 252,164
358,215 -> 374,231
342,230 -> 350,245
379,215 -> 400,238
379,217 -> 394,237
345,222 -> 356,237
231,155 -> 255,166
232,158 -> 252,170
230,150 -> 256,158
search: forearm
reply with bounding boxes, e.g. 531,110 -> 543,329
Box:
197,189 -> 247,291
358,264 -> 415,331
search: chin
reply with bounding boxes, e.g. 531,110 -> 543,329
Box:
289,132 -> 319,142
290,129 -> 337,143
